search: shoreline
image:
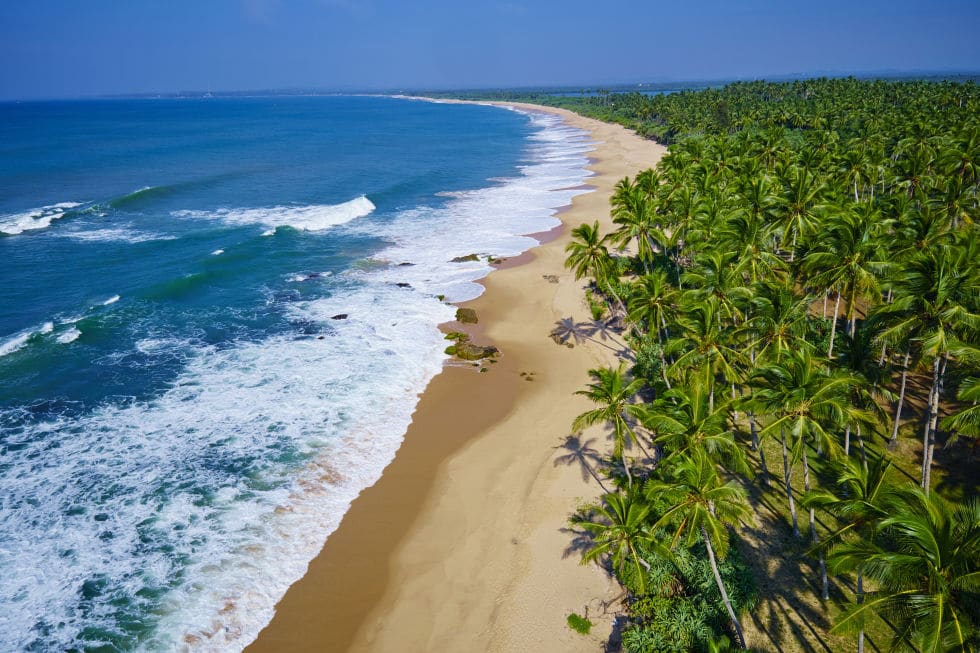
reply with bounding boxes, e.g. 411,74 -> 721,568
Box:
247,102 -> 666,652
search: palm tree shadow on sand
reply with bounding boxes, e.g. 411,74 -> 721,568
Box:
551,317 -> 634,360
554,435 -> 612,493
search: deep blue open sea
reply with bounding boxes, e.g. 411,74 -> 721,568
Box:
0,96 -> 592,651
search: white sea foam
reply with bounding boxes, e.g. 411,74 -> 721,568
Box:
0,285 -> 454,652
174,196 -> 376,232
103,295 -> 120,306
0,202 -> 81,235
352,111 -> 593,302
62,227 -> 177,244
212,249 -> 225,256
56,327 -> 81,344
0,322 -> 54,357
0,105 -> 595,652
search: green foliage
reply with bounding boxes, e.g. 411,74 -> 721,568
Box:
566,612 -> 593,635
586,289 -> 608,321
622,544 -> 757,653
541,76 -> 980,651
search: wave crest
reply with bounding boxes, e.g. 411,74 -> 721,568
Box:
0,203 -> 82,236
174,196 -> 375,232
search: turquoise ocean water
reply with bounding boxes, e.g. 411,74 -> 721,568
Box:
0,96 -> 592,650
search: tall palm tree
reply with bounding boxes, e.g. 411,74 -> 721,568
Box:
571,489 -> 655,595
873,244 -> 980,492
800,203 -> 889,347
611,180 -> 659,273
751,349 -> 854,546
804,455 -> 894,651
573,365 -> 648,487
646,449 -> 751,649
639,370 -> 747,474
668,296 -> 743,413
827,486 -> 980,653
565,221 -> 627,317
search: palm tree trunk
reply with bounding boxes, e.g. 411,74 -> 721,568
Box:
828,292 -> 841,359
782,428 -> 800,538
844,424 -> 851,456
856,424 -> 868,472
923,353 -> 948,493
846,285 -> 858,338
822,290 -> 828,319
621,447 -> 633,488
749,412 -> 769,487
857,570 -> 865,653
890,350 -> 911,447
701,526 -> 747,650
921,355 -> 941,493
803,448 -> 829,600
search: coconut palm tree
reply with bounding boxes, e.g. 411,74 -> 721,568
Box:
873,244 -> 980,492
573,365 -> 648,487
565,221 -> 627,317
646,448 -> 751,649
639,369 -> 747,474
571,489 -> 655,594
751,349 -> 855,544
805,455 -> 894,651
668,296 -> 743,413
800,203 -> 890,349
827,486 -> 980,653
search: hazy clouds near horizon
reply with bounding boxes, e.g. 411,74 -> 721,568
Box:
1,0 -> 978,100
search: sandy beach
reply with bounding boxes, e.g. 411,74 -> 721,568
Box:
246,102 -> 666,652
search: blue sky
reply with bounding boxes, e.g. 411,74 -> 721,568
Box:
1,0 -> 978,99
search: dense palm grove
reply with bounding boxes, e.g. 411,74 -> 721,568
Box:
543,79 -> 980,652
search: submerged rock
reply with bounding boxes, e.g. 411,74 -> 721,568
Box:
330,314 -> 348,320
450,253 -> 480,262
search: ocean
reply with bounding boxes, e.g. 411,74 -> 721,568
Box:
0,96 -> 592,651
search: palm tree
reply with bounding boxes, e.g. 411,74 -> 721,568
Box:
800,203 -> 889,350
776,165 -> 824,260
639,370 -> 747,474
805,455 -> 894,651
668,296 -> 743,413
751,349 -> 854,547
827,486 -> 980,653
646,449 -> 751,649
611,179 -> 659,272
941,376 -> 980,449
571,490 -> 655,594
565,221 -> 627,317
873,244 -> 980,492
573,365 -> 648,486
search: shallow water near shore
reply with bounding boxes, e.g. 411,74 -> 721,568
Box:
0,96 -> 592,651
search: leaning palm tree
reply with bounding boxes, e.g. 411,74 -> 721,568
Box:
573,365 -> 648,487
646,448 -> 751,649
827,486 -> 980,653
565,221 -> 627,316
570,489 -> 655,595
